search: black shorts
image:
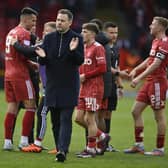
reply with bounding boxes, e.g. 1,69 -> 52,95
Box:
107,82 -> 117,111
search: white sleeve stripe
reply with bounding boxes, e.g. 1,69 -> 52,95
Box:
25,80 -> 34,99
159,48 -> 168,54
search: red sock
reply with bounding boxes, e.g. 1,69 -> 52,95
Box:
22,109 -> 35,136
96,129 -> 103,138
157,134 -> 165,148
4,113 -> 16,139
135,126 -> 144,142
87,136 -> 96,148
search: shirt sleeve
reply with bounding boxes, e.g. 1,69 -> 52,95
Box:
155,41 -> 168,60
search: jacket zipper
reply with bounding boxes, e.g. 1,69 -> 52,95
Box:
58,33 -> 63,57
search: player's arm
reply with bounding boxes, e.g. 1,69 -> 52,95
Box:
133,43 -> 168,84
80,64 -> 106,83
129,58 -> 149,79
85,45 -> 106,79
10,35 -> 38,58
13,41 -> 37,58
131,57 -> 162,88
85,64 -> 106,79
136,58 -> 161,79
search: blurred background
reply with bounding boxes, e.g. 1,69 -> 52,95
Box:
0,0 -> 168,88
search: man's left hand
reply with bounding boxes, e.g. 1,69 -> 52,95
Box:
70,37 -> 79,51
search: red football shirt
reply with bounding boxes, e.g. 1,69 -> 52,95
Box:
79,41 -> 106,98
5,25 -> 31,81
147,36 -> 168,81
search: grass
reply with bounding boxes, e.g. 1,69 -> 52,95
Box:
0,89 -> 168,168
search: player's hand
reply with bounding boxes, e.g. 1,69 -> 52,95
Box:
70,37 -> 79,51
130,78 -> 139,88
35,47 -> 46,57
119,69 -> 130,79
117,88 -> 124,98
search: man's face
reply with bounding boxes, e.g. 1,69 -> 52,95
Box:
105,27 -> 118,44
150,19 -> 162,36
81,29 -> 94,43
56,13 -> 72,33
24,14 -> 37,31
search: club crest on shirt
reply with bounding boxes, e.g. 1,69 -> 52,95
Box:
150,49 -> 156,56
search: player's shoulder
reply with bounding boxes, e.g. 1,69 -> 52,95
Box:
8,26 -> 29,38
16,26 -> 30,37
158,37 -> 168,51
94,41 -> 104,50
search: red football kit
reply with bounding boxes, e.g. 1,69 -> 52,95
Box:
136,37 -> 168,110
78,41 -> 107,111
5,25 -> 35,102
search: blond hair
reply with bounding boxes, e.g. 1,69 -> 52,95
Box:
154,16 -> 168,30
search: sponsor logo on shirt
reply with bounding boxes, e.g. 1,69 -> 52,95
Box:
84,58 -> 92,65
156,52 -> 165,59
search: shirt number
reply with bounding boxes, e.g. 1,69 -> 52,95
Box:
5,35 -> 12,54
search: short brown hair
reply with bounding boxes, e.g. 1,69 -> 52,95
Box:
57,9 -> 73,21
154,16 -> 168,30
103,21 -> 118,30
82,23 -> 100,34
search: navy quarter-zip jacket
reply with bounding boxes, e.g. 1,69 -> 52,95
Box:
39,29 -> 84,108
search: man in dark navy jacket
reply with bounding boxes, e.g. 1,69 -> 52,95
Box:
36,9 -> 84,162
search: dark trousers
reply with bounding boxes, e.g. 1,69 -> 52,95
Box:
50,107 -> 74,153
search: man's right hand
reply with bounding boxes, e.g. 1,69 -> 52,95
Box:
35,47 -> 46,57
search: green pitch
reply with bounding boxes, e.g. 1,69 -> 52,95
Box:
0,90 -> 168,168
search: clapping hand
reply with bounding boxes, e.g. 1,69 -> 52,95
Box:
70,37 -> 79,51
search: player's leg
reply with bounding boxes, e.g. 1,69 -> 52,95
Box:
96,110 -> 106,132
3,81 -> 19,150
144,81 -> 167,156
78,98 -> 110,158
19,98 -> 36,148
144,108 -> 166,156
154,108 -> 166,155
103,88 -> 119,152
17,79 -> 36,148
124,101 -> 147,154
75,110 -> 87,128
21,98 -> 49,153
3,102 -> 19,150
29,70 -> 40,144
